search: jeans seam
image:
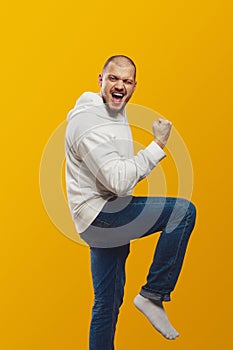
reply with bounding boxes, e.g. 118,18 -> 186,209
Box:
163,209 -> 192,290
110,258 -> 120,349
143,206 -> 193,295
171,209 -> 192,265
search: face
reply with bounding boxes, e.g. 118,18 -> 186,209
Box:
98,61 -> 137,113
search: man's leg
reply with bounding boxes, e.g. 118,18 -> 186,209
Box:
89,244 -> 130,350
134,197 -> 196,340
82,196 -> 196,341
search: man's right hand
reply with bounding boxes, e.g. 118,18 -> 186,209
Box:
152,118 -> 172,149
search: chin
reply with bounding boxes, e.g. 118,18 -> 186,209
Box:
111,104 -> 122,110
108,101 -> 126,112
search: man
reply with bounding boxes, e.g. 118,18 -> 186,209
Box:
65,55 -> 196,349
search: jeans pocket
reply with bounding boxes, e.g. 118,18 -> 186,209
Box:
91,215 -> 111,228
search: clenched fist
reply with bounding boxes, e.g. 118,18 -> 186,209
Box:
152,118 -> 172,149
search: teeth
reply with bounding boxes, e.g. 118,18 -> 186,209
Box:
112,93 -> 124,97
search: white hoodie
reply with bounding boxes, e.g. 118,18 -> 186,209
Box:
65,92 -> 166,233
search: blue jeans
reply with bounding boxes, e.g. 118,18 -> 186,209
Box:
81,196 -> 196,350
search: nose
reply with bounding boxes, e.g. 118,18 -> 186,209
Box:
115,79 -> 124,90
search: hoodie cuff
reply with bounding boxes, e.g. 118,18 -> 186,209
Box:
145,141 -> 166,164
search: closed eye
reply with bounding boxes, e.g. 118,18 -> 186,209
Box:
124,80 -> 134,85
109,75 -> 117,82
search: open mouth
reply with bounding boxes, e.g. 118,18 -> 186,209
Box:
111,92 -> 125,103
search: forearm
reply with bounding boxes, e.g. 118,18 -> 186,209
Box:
154,137 -> 165,149
78,133 -> 166,196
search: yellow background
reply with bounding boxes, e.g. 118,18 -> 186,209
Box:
1,1 -> 233,349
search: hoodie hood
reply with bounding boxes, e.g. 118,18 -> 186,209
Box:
67,91 -> 126,122
67,92 -> 103,121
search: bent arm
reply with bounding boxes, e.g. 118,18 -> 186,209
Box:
77,131 -> 166,196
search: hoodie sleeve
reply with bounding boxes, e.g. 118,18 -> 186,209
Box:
77,130 -> 166,196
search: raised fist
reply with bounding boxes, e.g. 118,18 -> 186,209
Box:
152,118 -> 172,148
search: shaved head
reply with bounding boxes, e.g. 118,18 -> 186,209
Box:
102,55 -> 136,79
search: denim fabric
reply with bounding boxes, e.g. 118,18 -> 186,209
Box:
82,196 -> 196,350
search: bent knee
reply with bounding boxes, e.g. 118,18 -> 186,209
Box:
176,198 -> 196,221
186,200 -> 196,221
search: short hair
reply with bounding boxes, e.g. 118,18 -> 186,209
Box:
102,55 -> 136,80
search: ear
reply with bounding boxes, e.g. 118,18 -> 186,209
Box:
98,74 -> 103,86
133,81 -> 137,92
